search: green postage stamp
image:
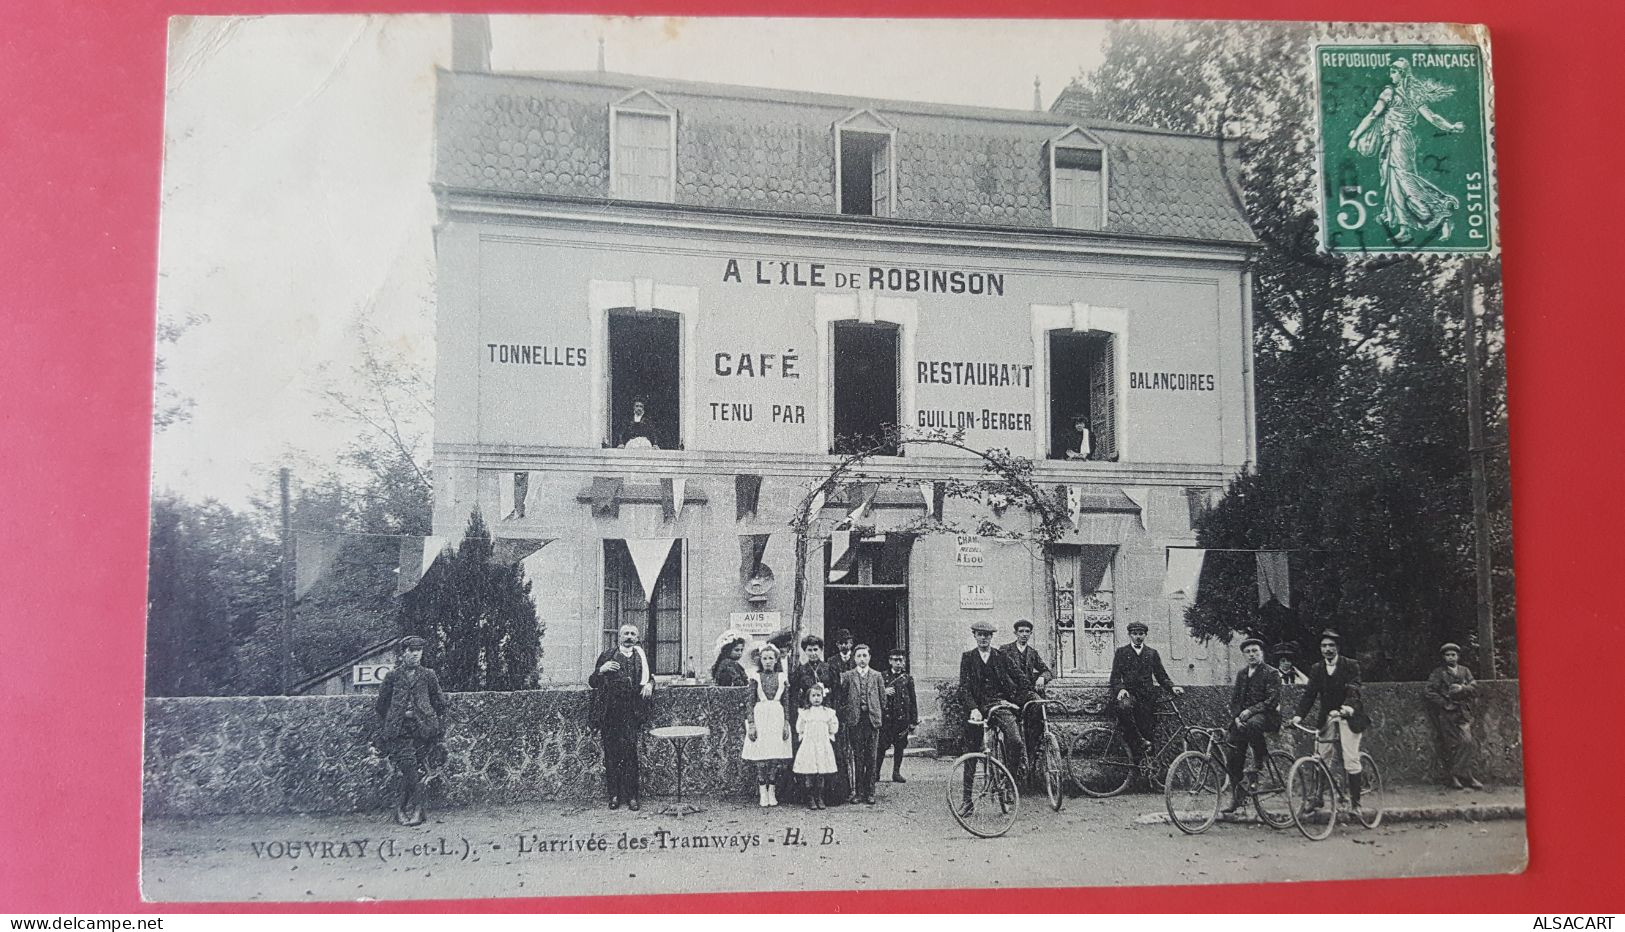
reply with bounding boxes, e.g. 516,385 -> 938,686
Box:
1314,43 -> 1496,254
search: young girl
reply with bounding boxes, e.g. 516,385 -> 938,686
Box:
793,682 -> 839,810
742,643 -> 792,806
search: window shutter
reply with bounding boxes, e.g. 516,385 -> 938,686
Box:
871,140 -> 891,217
1087,335 -> 1117,460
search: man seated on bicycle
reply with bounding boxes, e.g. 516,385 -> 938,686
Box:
1222,637 -> 1282,813
1108,620 -> 1184,780
959,620 -> 1028,784
1290,629 -> 1368,815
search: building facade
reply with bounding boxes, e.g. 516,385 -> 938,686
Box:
430,60 -> 1260,698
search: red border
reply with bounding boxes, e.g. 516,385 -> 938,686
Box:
3,0 -> 1620,913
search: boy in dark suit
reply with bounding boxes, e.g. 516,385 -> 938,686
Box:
878,648 -> 919,783
1291,629 -> 1367,814
1107,620 -> 1184,775
839,645 -> 886,805
1424,642 -> 1484,790
1222,637 -> 1282,813
374,635 -> 448,826
958,620 -> 1027,783
1000,618 -> 1052,776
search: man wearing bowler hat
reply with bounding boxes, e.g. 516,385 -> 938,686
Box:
1222,637 -> 1282,813
374,635 -> 448,826
1108,619 -> 1183,780
1425,642 -> 1484,790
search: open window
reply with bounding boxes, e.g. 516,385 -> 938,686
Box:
832,321 -> 900,455
1050,127 -> 1107,231
835,110 -> 895,217
1048,329 -> 1117,460
608,310 -> 681,450
602,540 -> 684,676
610,90 -> 676,203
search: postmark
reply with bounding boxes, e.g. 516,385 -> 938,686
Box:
1314,42 -> 1497,254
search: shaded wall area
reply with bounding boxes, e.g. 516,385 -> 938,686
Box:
144,686 -> 753,817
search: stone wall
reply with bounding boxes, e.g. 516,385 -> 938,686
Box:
143,686 -> 754,817
143,680 -> 1523,817
923,679 -> 1525,787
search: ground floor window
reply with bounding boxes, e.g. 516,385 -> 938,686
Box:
1048,329 -> 1116,461
602,539 -> 684,675
608,310 -> 681,450
824,536 -> 911,662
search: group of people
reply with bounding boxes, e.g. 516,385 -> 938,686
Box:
372,622 -> 1490,823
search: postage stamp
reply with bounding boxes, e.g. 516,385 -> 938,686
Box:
1314,43 -> 1497,254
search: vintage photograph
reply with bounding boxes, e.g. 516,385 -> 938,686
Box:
141,15 -> 1522,902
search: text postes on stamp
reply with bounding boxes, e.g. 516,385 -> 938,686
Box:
1314,43 -> 1496,255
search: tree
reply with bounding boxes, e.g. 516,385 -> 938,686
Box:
146,496 -> 261,695
1064,22 -> 1516,679
399,510 -> 542,691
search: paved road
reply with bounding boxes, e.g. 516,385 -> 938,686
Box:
141,759 -> 1527,903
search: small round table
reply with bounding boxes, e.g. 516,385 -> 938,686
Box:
648,725 -> 711,816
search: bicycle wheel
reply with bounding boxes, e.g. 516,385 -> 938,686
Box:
1252,750 -> 1296,829
1068,727 -> 1134,797
1353,752 -> 1384,828
1164,751 -> 1223,835
1287,756 -> 1338,841
946,753 -> 1020,838
1040,730 -> 1066,812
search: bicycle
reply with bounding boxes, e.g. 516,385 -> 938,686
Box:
1285,717 -> 1387,841
1068,693 -> 1198,797
1019,697 -> 1070,813
946,700 -> 1021,838
1163,725 -> 1295,835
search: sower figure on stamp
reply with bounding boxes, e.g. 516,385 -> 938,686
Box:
1000,617 -> 1051,779
1291,629 -> 1369,816
374,635 -> 448,827
1222,638 -> 1282,813
1108,620 -> 1183,785
589,623 -> 654,811
840,644 -> 886,805
878,648 -> 919,784
1425,642 -> 1484,790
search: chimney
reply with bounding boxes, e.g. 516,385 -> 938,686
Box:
1033,76 -> 1042,111
450,14 -> 492,73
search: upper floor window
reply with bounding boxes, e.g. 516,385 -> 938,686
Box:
608,309 -> 681,450
1050,127 -> 1108,231
610,90 -> 676,203
835,110 -> 896,217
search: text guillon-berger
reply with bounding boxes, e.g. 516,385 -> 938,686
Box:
723,258 -> 1005,297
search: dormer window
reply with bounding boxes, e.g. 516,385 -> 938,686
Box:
610,90 -> 677,203
835,110 -> 896,217
1050,127 -> 1108,231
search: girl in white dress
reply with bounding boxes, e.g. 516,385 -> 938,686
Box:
742,643 -> 792,806
793,682 -> 839,810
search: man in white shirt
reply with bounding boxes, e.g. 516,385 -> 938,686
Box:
589,624 -> 654,810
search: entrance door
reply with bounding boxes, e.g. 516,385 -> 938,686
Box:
823,587 -> 907,667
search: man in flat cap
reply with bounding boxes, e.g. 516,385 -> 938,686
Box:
1222,637 -> 1282,813
375,635 -> 448,826
959,620 -> 1028,785
1424,642 -> 1484,790
1108,620 -> 1183,779
1000,618 -> 1052,779
1291,629 -> 1368,814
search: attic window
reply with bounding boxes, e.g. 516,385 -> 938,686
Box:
610,91 -> 676,203
835,111 -> 896,217
1050,129 -> 1107,231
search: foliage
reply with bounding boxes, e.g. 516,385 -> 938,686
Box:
399,510 -> 542,691
146,496 -> 264,696
1065,23 -> 1515,679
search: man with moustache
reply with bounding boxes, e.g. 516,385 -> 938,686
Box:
1221,638 -> 1282,813
589,623 -> 654,811
1291,629 -> 1368,815
1108,620 -> 1184,781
